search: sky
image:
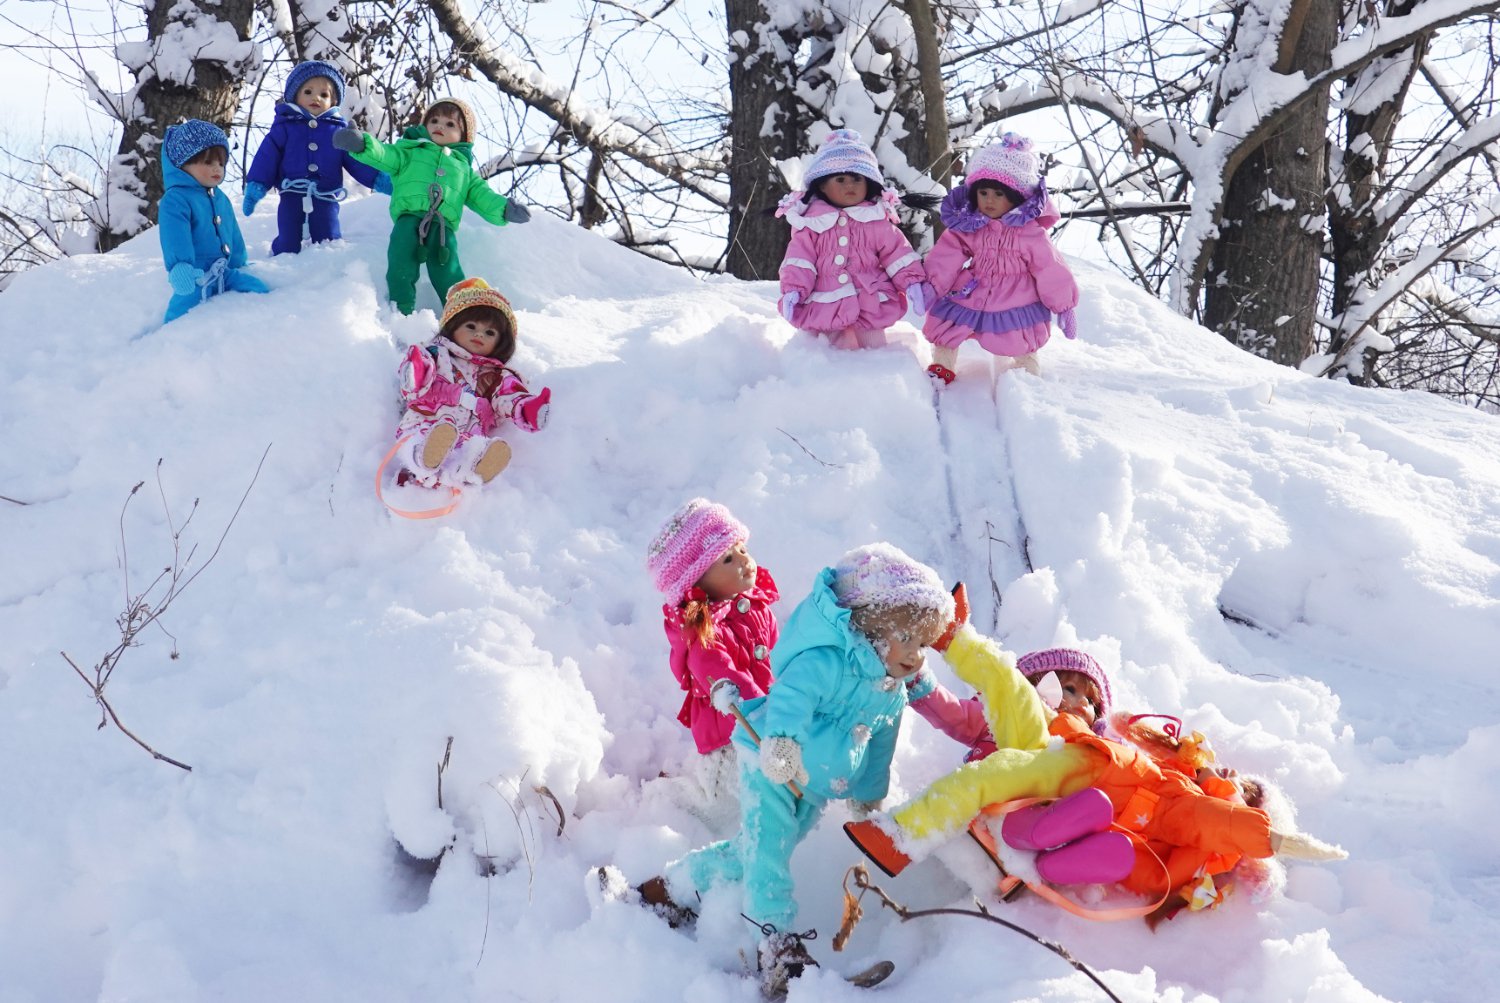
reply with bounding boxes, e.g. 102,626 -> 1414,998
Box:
1,189 -> 1498,1001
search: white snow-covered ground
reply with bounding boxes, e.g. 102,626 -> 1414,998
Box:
2,194 -> 1498,1003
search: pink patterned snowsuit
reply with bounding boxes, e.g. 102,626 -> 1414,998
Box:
922,193 -> 1078,358
777,194 -> 927,345
395,336 -> 545,483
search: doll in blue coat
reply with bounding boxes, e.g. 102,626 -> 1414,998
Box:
243,61 -> 388,254
159,120 -> 268,324
629,543 -> 956,997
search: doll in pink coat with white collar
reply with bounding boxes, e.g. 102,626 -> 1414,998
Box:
775,130 -> 930,351
923,133 -> 1080,385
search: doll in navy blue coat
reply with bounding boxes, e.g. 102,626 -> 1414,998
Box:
243,61 -> 388,254
159,120 -> 268,324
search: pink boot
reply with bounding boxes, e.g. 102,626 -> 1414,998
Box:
1035,831 -> 1135,885
1001,787 -> 1113,852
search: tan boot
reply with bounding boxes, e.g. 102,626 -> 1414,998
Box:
473,439 -> 512,483
420,423 -> 458,469
758,929 -> 820,999
636,875 -> 697,929
1016,352 -> 1042,376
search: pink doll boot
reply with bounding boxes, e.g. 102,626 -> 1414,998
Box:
1035,831 -> 1135,885
1001,787 -> 1113,852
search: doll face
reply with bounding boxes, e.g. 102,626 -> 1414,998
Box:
295,76 -> 337,115
819,173 -> 870,209
451,318 -> 504,356
182,147 -> 227,188
974,184 -> 1016,220
863,607 -> 943,679
1051,670 -> 1103,724
425,109 -> 464,146
695,542 -> 757,602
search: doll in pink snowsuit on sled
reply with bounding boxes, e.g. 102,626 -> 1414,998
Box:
394,278 -> 550,486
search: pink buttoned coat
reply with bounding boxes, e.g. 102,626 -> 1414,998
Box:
663,566 -> 780,754
777,196 -> 928,335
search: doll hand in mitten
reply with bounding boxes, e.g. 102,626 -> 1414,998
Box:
778,292 -> 799,322
475,397 -> 498,434
760,736 -> 810,787
1271,830 -> 1348,862
242,181 -> 268,217
906,282 -> 934,317
709,679 -> 742,714
850,800 -> 883,820
515,387 -> 551,431
374,173 -> 394,196
332,127 -> 366,153
400,347 -> 431,394
931,582 -> 969,652
168,262 -> 204,296
503,201 -> 532,223
1059,308 -> 1078,340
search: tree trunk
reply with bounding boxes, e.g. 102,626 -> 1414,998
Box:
905,0 -> 950,191
287,0 -> 387,133
96,0 -> 256,252
1202,0 -> 1337,366
724,0 -> 800,279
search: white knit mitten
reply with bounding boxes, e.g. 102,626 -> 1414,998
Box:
760,736 -> 809,787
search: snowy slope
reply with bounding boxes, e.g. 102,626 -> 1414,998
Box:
2,193 -> 1498,1003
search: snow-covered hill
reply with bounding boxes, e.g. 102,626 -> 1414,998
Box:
2,193 -> 1497,1002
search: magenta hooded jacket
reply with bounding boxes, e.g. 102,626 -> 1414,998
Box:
663,566 -> 780,754
922,187 -> 1079,357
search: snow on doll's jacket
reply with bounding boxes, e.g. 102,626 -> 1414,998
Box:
922,185 -> 1079,351
246,102 -> 383,197
776,194 -> 927,333
397,337 -> 546,436
350,126 -> 510,229
733,567 -> 912,802
664,566 -> 780,754
158,152 -> 248,278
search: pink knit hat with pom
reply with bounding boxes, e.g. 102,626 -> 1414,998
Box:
805,129 -> 884,186
1017,648 -> 1112,722
646,498 -> 749,601
966,132 -> 1041,198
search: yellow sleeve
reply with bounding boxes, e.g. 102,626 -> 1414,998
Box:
943,626 -> 1052,752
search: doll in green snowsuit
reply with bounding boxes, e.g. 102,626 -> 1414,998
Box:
332,97 -> 531,315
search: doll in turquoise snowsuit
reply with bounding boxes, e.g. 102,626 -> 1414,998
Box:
158,120 -> 268,323
331,97 -> 531,314
638,543 -> 955,997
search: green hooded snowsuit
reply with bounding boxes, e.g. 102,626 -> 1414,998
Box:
349,126 -> 511,314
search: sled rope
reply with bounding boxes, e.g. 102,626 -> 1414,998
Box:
375,434 -> 462,519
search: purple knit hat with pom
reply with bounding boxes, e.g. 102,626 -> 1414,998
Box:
1017,648 -> 1112,723
805,129 -> 884,186
646,498 -> 749,601
830,543 -> 953,621
966,132 -> 1042,198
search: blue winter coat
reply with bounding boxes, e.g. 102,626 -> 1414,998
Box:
246,103 -> 381,196
158,153 -> 246,274
734,568 -> 911,802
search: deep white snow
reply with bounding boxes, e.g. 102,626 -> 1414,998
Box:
2,193 -> 1498,1002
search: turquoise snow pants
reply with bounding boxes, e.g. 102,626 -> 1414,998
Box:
666,758 -> 826,931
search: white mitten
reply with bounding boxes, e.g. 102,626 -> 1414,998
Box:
709,679 -> 742,714
760,736 -> 809,787
1272,830 -> 1348,862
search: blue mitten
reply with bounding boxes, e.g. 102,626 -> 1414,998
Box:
331,127 -> 366,153
168,262 -> 203,296
242,181 -> 268,217
503,201 -> 532,223
374,173 -> 393,196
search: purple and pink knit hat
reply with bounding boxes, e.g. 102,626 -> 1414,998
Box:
646,498 -> 749,601
805,129 -> 884,187
966,132 -> 1042,199
1017,648 -> 1112,723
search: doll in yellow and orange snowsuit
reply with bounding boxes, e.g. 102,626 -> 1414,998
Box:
845,589 -> 1345,913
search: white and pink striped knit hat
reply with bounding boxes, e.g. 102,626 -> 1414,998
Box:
646,498 -> 749,600
966,132 -> 1042,198
805,129 -> 884,186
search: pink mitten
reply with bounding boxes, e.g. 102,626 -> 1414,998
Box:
1059,308 -> 1078,340
401,346 -> 431,393
475,397 -> 498,434
515,387 -> 551,431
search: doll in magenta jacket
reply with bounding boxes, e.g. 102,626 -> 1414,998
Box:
922,133 -> 1080,384
775,130 -> 930,351
645,499 -> 779,827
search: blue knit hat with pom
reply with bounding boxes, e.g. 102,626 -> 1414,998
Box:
804,129 -> 883,186
163,120 -> 230,168
284,60 -> 346,106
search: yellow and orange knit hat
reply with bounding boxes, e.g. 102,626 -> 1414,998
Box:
440,278 -> 516,335
424,96 -> 476,142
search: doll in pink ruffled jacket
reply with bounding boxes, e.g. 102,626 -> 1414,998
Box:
775,130 -> 931,351
395,278 -> 550,486
923,133 -> 1080,385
